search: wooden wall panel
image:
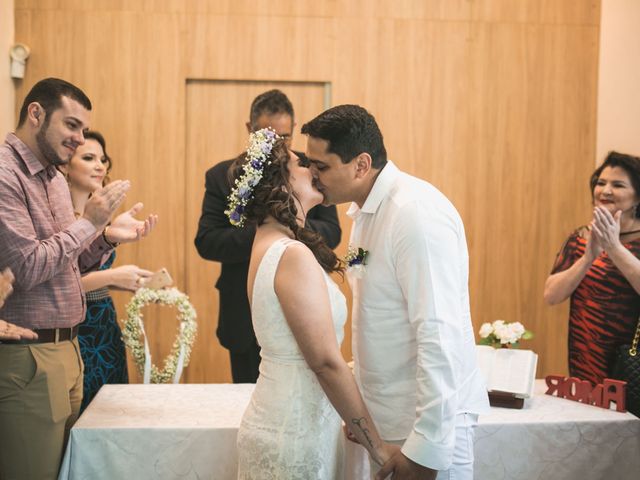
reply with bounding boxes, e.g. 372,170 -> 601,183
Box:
463,23 -> 598,376
470,0 -> 600,24
184,15 -> 335,81
14,0 -> 601,382
16,0 -> 598,23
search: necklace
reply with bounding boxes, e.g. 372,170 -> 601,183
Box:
620,228 -> 640,236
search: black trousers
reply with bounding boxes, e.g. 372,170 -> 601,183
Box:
229,340 -> 261,383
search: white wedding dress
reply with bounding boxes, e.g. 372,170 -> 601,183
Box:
237,238 -> 347,479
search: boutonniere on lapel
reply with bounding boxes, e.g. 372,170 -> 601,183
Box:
344,246 -> 369,278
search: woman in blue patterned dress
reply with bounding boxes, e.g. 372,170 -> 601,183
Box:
62,131 -> 155,412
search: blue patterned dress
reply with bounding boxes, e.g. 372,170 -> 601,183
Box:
78,252 -> 128,412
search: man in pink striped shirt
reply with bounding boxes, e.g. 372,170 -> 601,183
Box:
0,78 -> 155,479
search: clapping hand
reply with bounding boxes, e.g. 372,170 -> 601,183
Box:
83,180 -> 131,231
585,226 -> 603,263
105,203 -> 158,244
591,206 -> 622,252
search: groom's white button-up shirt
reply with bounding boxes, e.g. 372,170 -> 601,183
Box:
347,161 -> 489,471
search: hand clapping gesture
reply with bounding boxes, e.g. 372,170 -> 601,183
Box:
82,180 -> 158,244
105,203 -> 158,244
590,206 -> 623,253
585,224 -> 604,263
83,180 -> 130,231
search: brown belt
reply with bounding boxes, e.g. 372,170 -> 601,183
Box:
0,325 -> 80,345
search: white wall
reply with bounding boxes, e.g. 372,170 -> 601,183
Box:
1,0 -> 15,135
597,0 -> 640,164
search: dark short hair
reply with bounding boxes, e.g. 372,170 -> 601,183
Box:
590,151 -> 640,218
249,89 -> 294,128
17,78 -> 92,128
301,104 -> 387,168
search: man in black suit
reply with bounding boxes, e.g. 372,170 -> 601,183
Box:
194,90 -> 341,383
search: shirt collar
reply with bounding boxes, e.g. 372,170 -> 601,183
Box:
346,160 -> 399,219
5,132 -> 49,177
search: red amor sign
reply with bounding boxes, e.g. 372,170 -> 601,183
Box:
544,375 -> 627,412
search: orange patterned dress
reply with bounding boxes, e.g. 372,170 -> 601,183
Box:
551,227 -> 640,385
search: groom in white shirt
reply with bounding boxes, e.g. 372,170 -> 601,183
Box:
302,105 -> 489,480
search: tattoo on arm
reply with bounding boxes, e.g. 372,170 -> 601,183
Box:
351,417 -> 376,449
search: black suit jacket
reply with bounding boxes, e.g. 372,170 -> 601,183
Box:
194,155 -> 342,352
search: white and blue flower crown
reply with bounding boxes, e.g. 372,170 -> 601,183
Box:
225,127 -> 280,227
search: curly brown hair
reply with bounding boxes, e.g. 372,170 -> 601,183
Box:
229,139 -> 343,274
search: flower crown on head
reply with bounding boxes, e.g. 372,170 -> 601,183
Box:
225,127 -> 280,227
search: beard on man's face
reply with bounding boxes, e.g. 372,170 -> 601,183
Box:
35,120 -> 68,166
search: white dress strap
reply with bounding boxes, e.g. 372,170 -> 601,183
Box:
279,238 -> 303,248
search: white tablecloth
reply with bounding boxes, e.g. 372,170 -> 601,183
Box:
475,381 -> 640,480
58,381 -> 640,480
59,384 -> 252,480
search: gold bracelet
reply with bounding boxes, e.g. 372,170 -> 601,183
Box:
102,226 -> 120,248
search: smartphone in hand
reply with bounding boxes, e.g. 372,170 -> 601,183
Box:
139,268 -> 173,290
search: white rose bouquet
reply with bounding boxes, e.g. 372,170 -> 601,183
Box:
478,319 -> 533,348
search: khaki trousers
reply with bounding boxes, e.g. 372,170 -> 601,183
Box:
0,338 -> 83,480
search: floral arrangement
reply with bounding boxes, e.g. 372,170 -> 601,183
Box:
478,320 -> 533,348
122,287 -> 197,384
225,127 -> 279,227
344,246 -> 369,278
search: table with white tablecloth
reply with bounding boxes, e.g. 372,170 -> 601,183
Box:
474,381 -> 640,479
58,380 -> 640,480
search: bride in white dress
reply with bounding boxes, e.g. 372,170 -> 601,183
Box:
227,129 -> 396,479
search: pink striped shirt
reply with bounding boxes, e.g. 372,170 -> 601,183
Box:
0,133 -> 112,329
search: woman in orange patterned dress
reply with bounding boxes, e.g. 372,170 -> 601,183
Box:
544,151 -> 640,385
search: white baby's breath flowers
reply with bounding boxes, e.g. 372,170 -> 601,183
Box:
122,287 -> 197,383
225,128 -> 279,227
